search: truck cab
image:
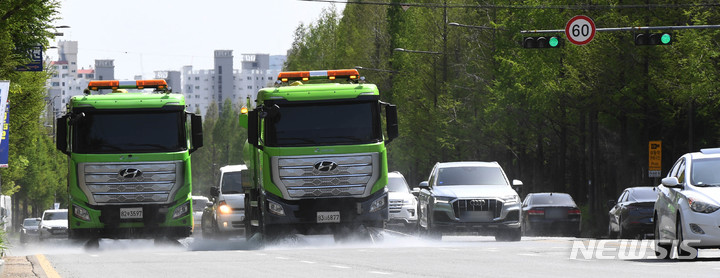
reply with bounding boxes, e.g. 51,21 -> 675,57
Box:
241,69 -> 398,242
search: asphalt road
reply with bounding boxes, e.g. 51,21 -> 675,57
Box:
4,232 -> 720,278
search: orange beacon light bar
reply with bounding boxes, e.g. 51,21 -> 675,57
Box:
277,69 -> 359,82
87,80 -> 168,91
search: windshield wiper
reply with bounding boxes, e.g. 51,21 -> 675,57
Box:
697,183 -> 720,187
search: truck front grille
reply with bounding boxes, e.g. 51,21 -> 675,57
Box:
79,161 -> 182,205
273,153 -> 379,200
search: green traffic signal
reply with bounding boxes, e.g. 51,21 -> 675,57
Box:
523,36 -> 563,49
549,36 -> 559,47
660,33 -> 672,44
635,32 -> 673,46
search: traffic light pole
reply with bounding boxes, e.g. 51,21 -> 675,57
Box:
521,24 -> 720,34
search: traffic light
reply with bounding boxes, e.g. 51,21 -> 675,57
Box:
523,36 -> 563,48
635,32 -> 673,46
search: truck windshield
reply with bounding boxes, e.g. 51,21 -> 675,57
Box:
73,111 -> 185,154
221,172 -> 243,194
266,101 -> 381,147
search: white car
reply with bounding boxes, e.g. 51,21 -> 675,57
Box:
202,165 -> 247,238
38,209 -> 68,241
386,171 -> 418,231
654,148 -> 720,259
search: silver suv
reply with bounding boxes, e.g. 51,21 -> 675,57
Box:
417,161 -> 523,241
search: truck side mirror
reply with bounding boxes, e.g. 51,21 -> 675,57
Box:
241,169 -> 252,188
247,110 -> 260,148
385,104 -> 398,143
190,114 -> 203,153
56,115 -> 69,155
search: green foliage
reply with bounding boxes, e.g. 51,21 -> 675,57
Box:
285,0 -> 720,234
191,100 -> 247,197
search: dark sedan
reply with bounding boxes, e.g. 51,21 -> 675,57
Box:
607,186 -> 656,239
521,193 -> 581,237
20,217 -> 41,243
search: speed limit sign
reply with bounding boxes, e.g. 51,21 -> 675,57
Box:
565,15 -> 596,45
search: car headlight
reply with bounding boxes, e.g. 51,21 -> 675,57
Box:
500,195 -> 520,204
218,201 -> 232,214
434,196 -> 454,204
688,197 -> 720,214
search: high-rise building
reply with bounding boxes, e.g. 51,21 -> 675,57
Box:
182,52 -> 284,117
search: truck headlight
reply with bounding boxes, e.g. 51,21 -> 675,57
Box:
370,197 -> 386,213
172,201 -> 190,219
73,205 -> 91,221
688,197 -> 720,214
268,200 -> 285,216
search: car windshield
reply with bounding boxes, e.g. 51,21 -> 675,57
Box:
23,219 -> 39,226
387,176 -> 410,193
73,110 -> 185,154
437,166 -> 507,186
629,188 -> 657,201
530,194 -> 576,206
691,158 -> 720,187
43,211 -> 67,221
265,101 -> 382,147
221,172 -> 244,194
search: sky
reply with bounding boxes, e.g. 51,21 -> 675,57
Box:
51,0 -> 345,80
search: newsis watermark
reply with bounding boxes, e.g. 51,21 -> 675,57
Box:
569,239 -> 700,260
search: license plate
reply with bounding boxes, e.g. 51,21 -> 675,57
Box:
316,211 -> 340,223
120,207 -> 143,219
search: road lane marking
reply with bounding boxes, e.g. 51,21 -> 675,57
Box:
518,253 -> 541,257
35,254 -> 61,278
332,265 -> 351,269
300,260 -> 316,264
275,256 -> 289,260
369,271 -> 392,275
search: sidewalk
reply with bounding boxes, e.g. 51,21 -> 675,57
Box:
1,256 -> 43,278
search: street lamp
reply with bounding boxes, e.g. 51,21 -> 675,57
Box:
448,22 -> 501,31
393,48 -> 443,55
354,66 -> 398,74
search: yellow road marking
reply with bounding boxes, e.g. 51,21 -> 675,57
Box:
35,254 -> 62,278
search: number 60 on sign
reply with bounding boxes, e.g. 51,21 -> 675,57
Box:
565,15 -> 596,45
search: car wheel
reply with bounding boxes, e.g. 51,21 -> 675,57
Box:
422,205 -> 441,240
618,218 -> 626,239
522,219 -> 531,236
607,218 -> 618,239
676,215 -> 697,259
654,215 -> 671,259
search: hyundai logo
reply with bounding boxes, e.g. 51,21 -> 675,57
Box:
119,168 -> 143,179
470,199 -> 486,206
314,161 -> 339,172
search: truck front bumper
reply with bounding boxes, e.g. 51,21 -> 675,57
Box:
262,189 -> 388,233
69,201 -> 192,239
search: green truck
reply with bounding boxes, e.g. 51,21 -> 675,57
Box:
56,80 -> 203,244
240,69 -> 398,242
